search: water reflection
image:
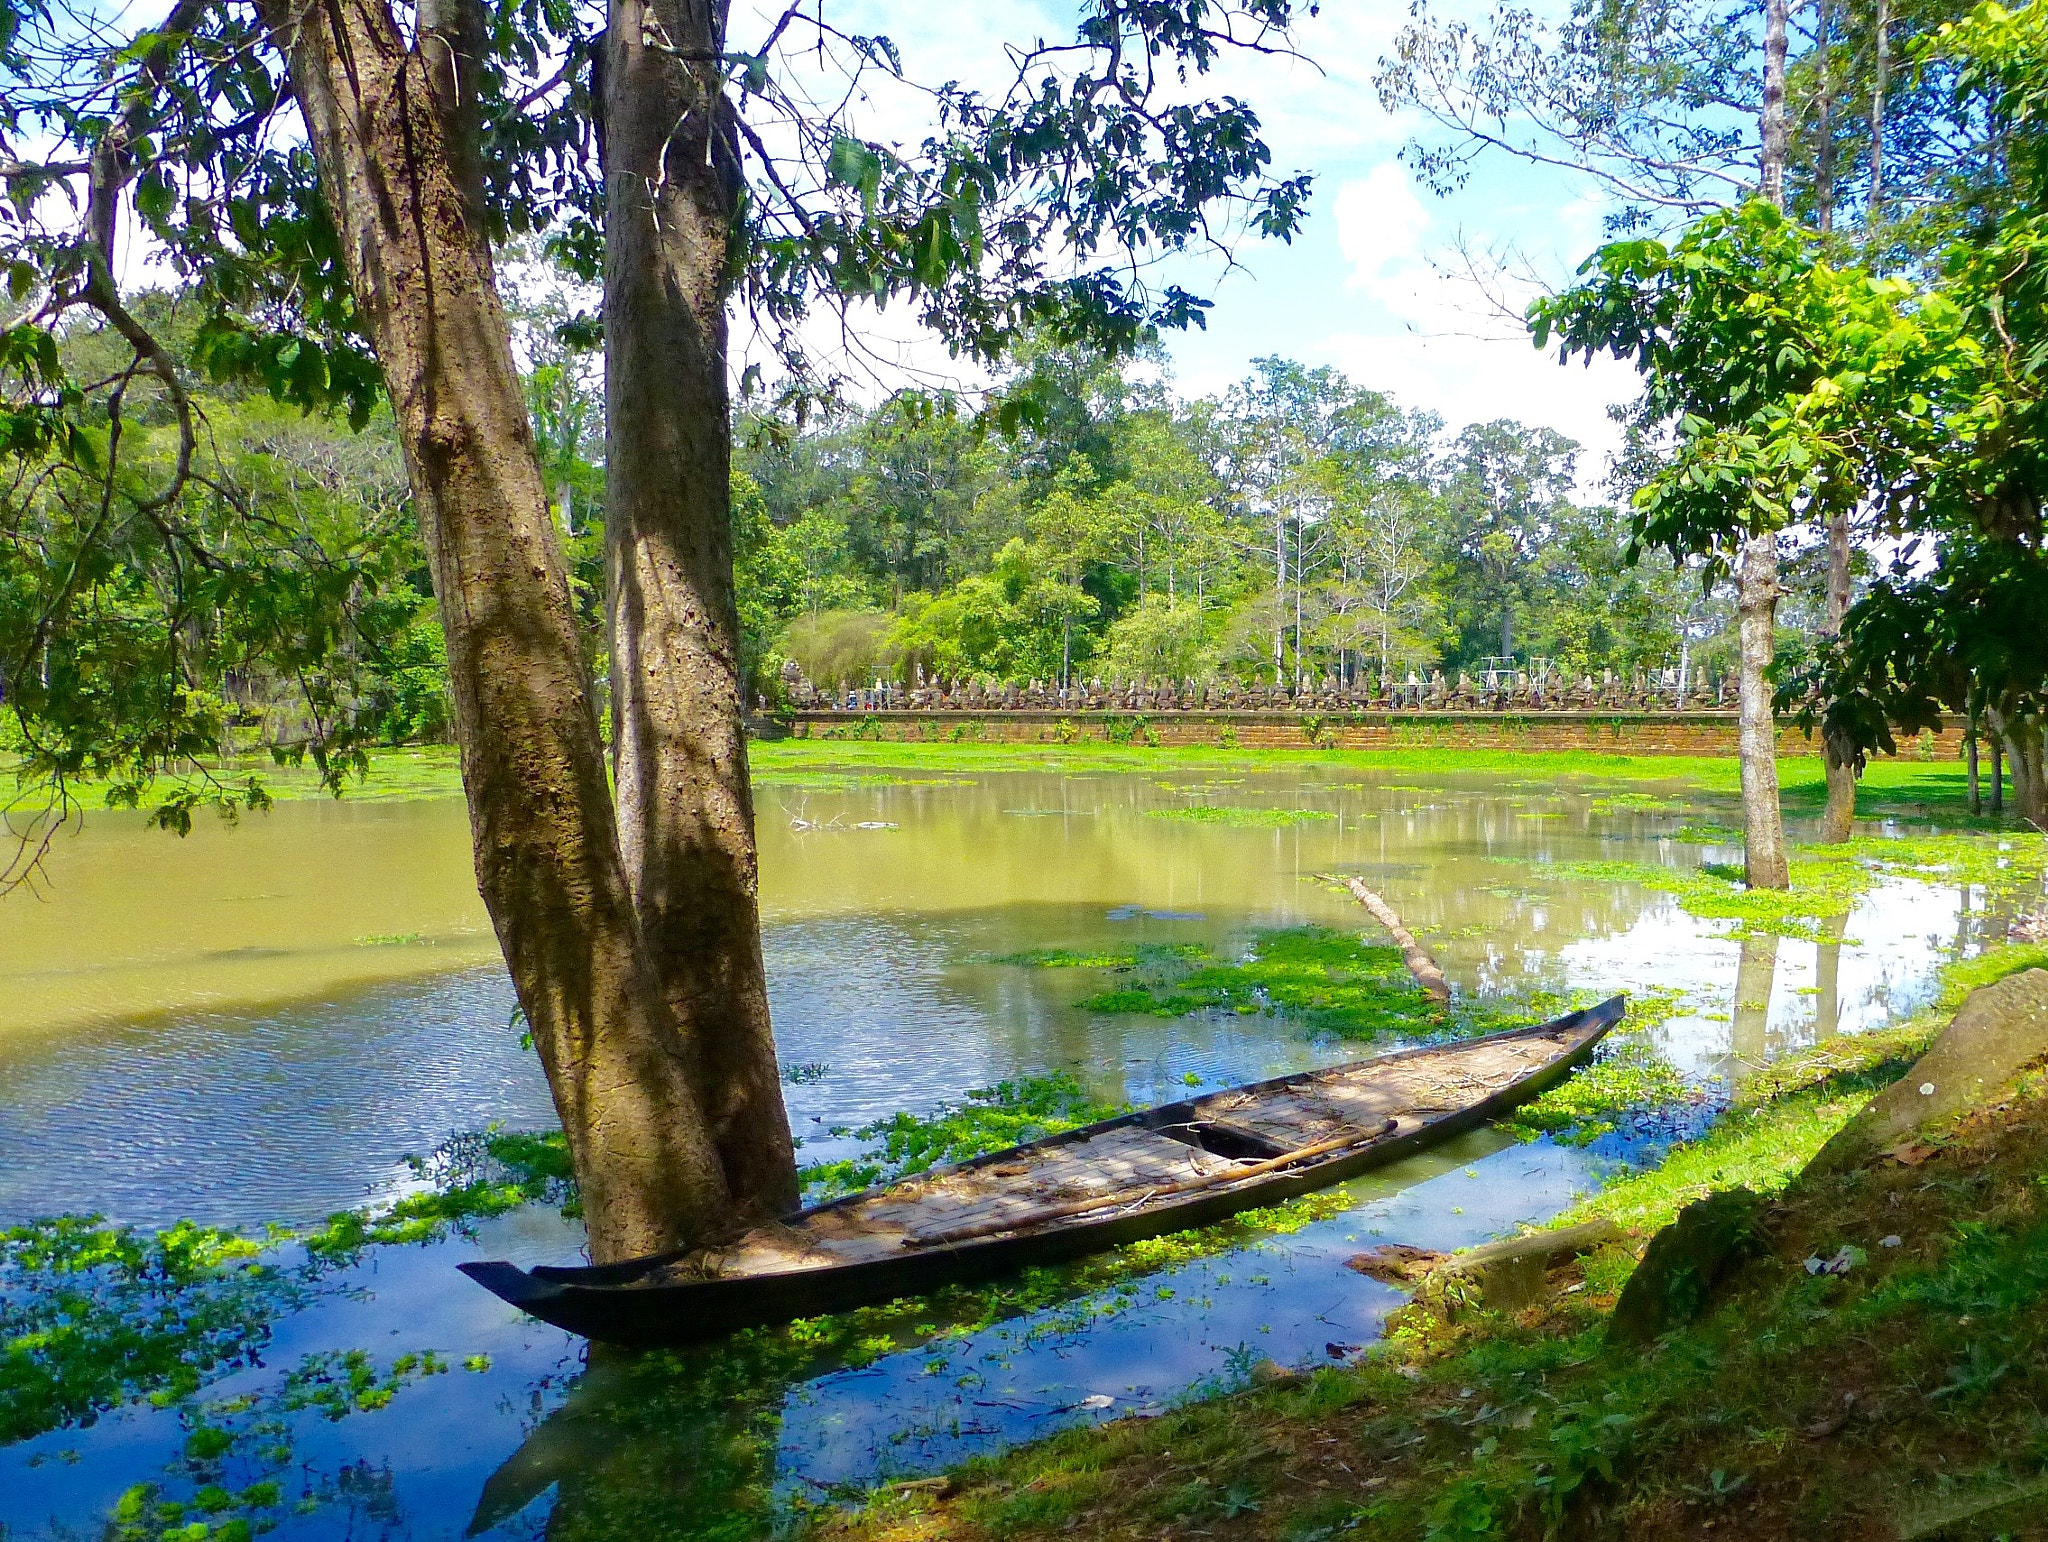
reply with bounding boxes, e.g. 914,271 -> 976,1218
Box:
1731,934 -> 1780,1073
0,765 -> 2029,1538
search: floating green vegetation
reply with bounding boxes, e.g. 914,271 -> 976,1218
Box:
1586,791 -> 1688,815
0,1216 -> 294,1443
752,770 -> 977,790
801,1074 -> 1128,1200
1541,855 -> 1864,940
1144,805 -> 1336,828
1060,925 -> 1461,1042
1672,823 -> 1742,843
1505,1038 -> 1698,1150
1500,992 -> 1691,1148
996,943 -> 1208,969
353,931 -> 426,947
1547,829 -> 2048,941
302,1129 -> 578,1262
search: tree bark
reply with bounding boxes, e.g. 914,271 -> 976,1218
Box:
1739,0 -> 1794,890
1761,0 -> 1790,207
603,0 -> 798,1217
1815,0 -> 1838,233
260,0 -> 735,1261
1993,713 -> 2048,831
1819,508 -> 1857,841
1737,530 -> 1790,887
1870,0 -> 1890,229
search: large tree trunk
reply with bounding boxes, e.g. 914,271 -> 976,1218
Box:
1819,509 -> 1857,841
1737,530 -> 1790,888
262,0 -> 734,1261
1991,711 -> 2048,831
603,0 -> 798,1217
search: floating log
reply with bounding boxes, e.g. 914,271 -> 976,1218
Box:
1333,876 -> 1452,1002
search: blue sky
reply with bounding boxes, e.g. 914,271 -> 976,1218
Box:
745,0 -> 1651,471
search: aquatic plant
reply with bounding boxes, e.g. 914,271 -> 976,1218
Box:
0,1217 -> 294,1443
1055,925 -> 1456,1042
802,1074 -> 1128,1200
1144,805 -> 1335,827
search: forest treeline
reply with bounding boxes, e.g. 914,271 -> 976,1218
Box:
37,300 -> 1808,761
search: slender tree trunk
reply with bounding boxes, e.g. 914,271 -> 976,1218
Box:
1815,0 -> 1838,233
1819,509 -> 1857,841
260,0 -> 734,1261
602,0 -> 798,1219
1737,530 -> 1790,887
1761,0 -> 1790,207
1273,508 -> 1286,687
1736,0 -> 1794,890
1993,730 -> 2006,815
1870,0 -> 1890,228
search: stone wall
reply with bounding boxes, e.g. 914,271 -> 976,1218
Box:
765,709 -> 1968,760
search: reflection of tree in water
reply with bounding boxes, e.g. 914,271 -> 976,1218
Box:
472,1343 -> 795,1539
1731,934 -> 1779,1073
1815,912 -> 1847,1043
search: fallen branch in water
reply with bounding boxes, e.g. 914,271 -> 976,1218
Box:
1328,876 -> 1451,1003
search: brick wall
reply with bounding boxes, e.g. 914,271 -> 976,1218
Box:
767,710 -> 1968,760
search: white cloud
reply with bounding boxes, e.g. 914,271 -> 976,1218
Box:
1315,160 -> 1638,476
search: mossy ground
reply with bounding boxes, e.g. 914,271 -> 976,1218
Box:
816,955 -> 2048,1542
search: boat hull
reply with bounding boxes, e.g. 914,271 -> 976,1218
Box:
461,996 -> 1624,1346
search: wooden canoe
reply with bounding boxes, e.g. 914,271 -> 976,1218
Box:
460,995 -> 1624,1346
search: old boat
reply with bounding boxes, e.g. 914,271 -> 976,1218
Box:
460,995 -> 1624,1345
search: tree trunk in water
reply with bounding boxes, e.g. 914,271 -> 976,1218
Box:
1736,531 -> 1790,888
1819,509 -> 1856,842
603,0 -> 798,1218
261,0 -> 734,1261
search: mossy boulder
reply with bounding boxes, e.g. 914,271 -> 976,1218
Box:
1807,968 -> 2048,1176
1608,1187 -> 1765,1347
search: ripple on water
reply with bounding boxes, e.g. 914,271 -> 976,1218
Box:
0,766 -> 2014,1537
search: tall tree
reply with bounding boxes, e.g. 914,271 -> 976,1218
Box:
0,0 -> 1317,1259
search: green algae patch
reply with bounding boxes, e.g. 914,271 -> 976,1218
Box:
1547,830 -> 2048,942
801,1074 -> 1128,1201
996,943 -> 1207,969
1062,925 -> 1451,1041
0,1216 -> 296,1443
1144,805 -> 1336,827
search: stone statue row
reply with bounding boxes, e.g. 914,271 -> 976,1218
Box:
772,661 -> 1737,714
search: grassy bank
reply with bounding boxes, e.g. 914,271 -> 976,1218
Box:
819,950 -> 2048,1542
